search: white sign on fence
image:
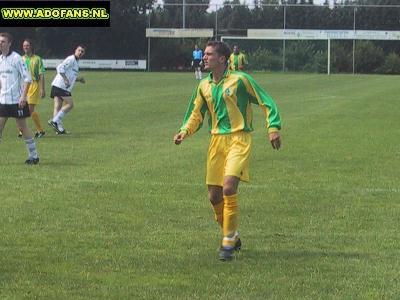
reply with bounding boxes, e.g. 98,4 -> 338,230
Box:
44,59 -> 147,70
146,28 -> 214,38
247,29 -> 400,40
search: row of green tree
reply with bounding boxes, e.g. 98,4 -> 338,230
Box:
246,40 -> 400,74
5,0 -> 400,74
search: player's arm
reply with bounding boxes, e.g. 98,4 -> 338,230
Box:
60,73 -> 70,88
39,73 -> 45,98
228,54 -> 233,70
38,57 -> 46,98
57,57 -> 72,88
174,84 -> 207,145
18,58 -> 32,108
242,74 -> 281,150
19,82 -> 31,109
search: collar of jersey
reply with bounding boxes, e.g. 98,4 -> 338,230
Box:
207,67 -> 230,84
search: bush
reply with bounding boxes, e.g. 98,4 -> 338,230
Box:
248,47 -> 282,71
380,52 -> 400,74
304,50 -> 327,73
331,41 -> 353,73
354,41 -> 385,73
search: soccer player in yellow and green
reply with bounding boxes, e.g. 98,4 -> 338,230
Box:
174,41 -> 281,261
229,45 -> 247,71
20,38 -> 46,138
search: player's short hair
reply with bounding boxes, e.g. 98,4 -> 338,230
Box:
0,32 -> 13,43
206,41 -> 231,61
76,44 -> 86,50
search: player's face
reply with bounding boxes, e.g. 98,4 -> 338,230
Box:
0,36 -> 11,54
203,46 -> 225,71
75,46 -> 85,58
23,41 -> 32,55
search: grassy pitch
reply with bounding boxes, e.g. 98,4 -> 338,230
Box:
0,71 -> 399,299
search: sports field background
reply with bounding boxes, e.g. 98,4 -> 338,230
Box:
0,71 -> 399,299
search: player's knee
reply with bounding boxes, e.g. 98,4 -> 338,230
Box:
223,185 -> 236,196
223,181 -> 238,196
208,189 -> 223,205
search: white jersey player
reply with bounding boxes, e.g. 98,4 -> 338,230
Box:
0,52 -> 31,104
48,45 -> 86,134
0,32 -> 39,164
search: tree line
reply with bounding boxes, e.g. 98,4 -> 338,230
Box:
5,0 -> 400,73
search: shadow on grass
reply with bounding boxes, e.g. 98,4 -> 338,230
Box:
41,129 -> 114,139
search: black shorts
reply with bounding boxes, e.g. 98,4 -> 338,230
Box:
193,59 -> 201,68
50,86 -> 72,99
0,103 -> 30,118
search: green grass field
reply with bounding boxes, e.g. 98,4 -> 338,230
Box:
0,71 -> 399,299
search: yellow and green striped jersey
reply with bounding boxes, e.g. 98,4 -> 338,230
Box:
22,54 -> 45,82
180,69 -> 281,136
229,53 -> 247,71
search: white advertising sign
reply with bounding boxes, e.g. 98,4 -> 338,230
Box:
44,59 -> 147,70
247,29 -> 400,40
146,28 -> 214,38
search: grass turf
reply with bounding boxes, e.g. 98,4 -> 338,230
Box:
0,71 -> 399,299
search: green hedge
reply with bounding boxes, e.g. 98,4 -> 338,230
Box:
246,40 -> 400,74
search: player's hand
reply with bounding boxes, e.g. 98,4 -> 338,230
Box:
174,131 -> 187,145
269,131 -> 281,150
18,96 -> 27,109
64,78 -> 70,88
78,77 -> 86,84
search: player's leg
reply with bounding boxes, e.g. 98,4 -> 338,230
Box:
52,96 -> 73,133
48,96 -> 63,133
29,104 -> 45,138
221,175 -> 240,247
0,116 -> 8,143
206,135 -> 226,228
197,66 -> 202,80
16,116 -> 39,164
53,96 -> 63,118
208,185 -> 223,228
218,132 -> 251,260
27,81 -> 45,137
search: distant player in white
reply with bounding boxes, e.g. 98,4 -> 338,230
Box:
0,32 -> 39,164
48,45 -> 86,134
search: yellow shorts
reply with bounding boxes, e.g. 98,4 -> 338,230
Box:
27,81 -> 40,105
206,131 -> 252,186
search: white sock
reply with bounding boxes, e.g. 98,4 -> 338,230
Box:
53,110 -> 66,123
199,71 -> 202,79
25,138 -> 38,159
58,121 -> 64,131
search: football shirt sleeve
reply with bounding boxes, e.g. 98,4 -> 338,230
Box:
179,83 -> 208,135
241,73 -> 281,133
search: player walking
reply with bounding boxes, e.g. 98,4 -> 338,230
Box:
0,32 -> 39,164
174,41 -> 281,261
